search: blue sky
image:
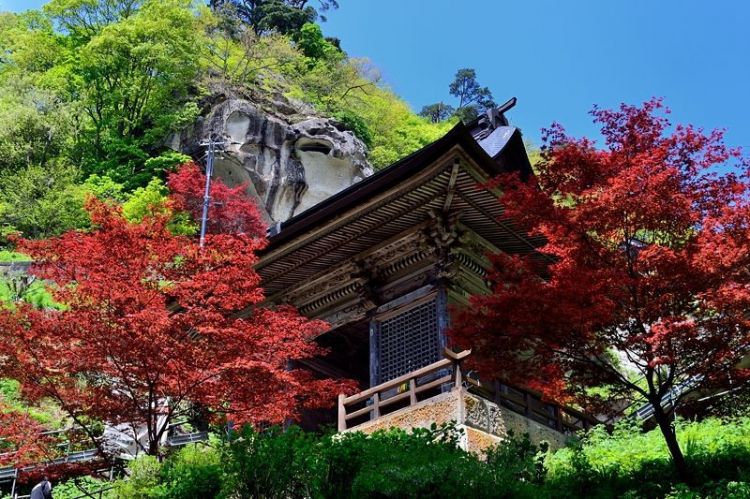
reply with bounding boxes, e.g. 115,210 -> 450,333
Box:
4,0 -> 749,149
322,1 -> 750,149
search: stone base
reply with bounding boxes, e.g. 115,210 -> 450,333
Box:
344,388 -> 569,454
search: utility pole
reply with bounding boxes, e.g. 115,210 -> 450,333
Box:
198,136 -> 225,249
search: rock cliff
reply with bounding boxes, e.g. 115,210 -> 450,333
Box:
172,96 -> 372,224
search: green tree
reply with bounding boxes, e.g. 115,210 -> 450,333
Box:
448,67 -> 495,122
122,176 -> 197,235
0,84 -> 75,171
210,0 -> 338,35
418,101 -> 455,123
67,0 -> 203,188
0,164 -> 90,241
419,68 -> 496,123
43,0 -> 142,42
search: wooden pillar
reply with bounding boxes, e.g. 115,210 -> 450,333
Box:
369,320 -> 379,387
554,405 -> 563,431
524,392 -> 531,417
337,394 -> 346,432
436,287 -> 449,351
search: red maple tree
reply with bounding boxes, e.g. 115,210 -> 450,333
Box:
451,99 -> 750,479
0,405 -> 53,467
167,162 -> 267,237
0,164 -> 350,458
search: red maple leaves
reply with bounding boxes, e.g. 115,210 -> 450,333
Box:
451,99 -> 750,478
167,162 -> 267,237
0,406 -> 52,468
0,164 -> 351,461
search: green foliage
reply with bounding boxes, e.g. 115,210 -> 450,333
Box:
333,423 -> 494,499
419,101 -> 455,123
52,476 -> 110,499
0,1 -> 202,190
0,378 -> 65,426
107,423 -> 548,499
121,178 -> 170,222
0,278 -> 60,309
334,109 -> 372,148
160,443 -> 223,499
0,250 -> 29,262
421,67 -> 496,123
44,0 -> 143,42
545,418 -> 750,498
294,22 -> 340,62
222,425 -> 322,498
0,156 -> 195,246
122,177 -> 196,235
56,417 -> 750,498
484,431 -> 548,495
143,152 -> 191,179
82,173 -> 128,202
115,454 -> 164,498
0,164 -> 90,241
211,0 -> 327,36
72,0 -> 203,187
0,83 -> 74,171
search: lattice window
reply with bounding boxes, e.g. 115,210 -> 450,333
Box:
376,298 -> 440,383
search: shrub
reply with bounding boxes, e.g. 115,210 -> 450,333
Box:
52,476 -> 109,499
160,442 -> 222,499
545,417 -> 750,498
220,425 -> 322,499
95,417 -> 750,498
114,455 -> 164,499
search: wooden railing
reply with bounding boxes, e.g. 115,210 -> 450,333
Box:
337,349 -> 470,431
464,377 -> 596,433
337,349 -> 597,434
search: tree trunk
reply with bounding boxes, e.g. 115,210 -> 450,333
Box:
651,399 -> 689,483
148,437 -> 160,457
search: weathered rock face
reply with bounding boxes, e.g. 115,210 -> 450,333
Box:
173,98 -> 372,223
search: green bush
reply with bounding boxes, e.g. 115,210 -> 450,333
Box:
90,417 -> 750,498
221,425 -> 323,499
219,422 -> 548,499
52,476 -> 110,499
160,442 -> 222,499
545,418 -> 750,498
115,455 -> 164,499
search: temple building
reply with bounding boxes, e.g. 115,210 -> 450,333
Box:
249,100 -> 595,452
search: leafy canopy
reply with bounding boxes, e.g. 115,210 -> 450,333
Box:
420,67 -> 496,123
0,165 -> 352,457
452,98 -> 750,481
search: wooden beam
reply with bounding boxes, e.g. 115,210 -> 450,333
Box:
443,159 -> 461,212
258,149 -> 465,268
443,348 -> 471,362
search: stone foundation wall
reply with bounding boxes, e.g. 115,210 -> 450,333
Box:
344,388 -> 569,454
463,392 -> 568,450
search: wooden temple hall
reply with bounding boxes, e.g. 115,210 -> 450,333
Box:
255,100 -> 594,451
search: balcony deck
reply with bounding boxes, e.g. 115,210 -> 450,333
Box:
337,350 -> 597,452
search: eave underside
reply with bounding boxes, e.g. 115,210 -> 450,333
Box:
256,146 -> 544,303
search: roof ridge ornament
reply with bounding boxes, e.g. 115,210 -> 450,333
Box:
471,97 -> 517,141
487,97 -> 518,130
489,96 -> 517,127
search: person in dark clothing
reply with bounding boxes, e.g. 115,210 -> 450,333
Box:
30,477 -> 53,499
